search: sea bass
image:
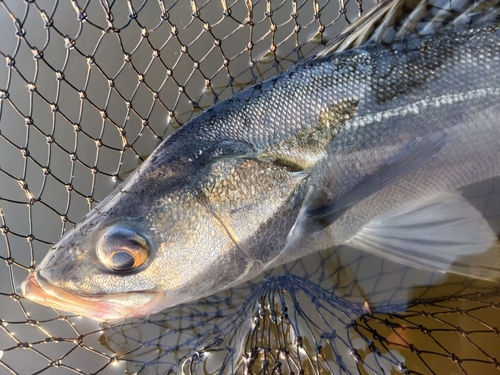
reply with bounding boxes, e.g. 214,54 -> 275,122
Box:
22,0 -> 500,320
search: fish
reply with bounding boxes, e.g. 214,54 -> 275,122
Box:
22,0 -> 500,321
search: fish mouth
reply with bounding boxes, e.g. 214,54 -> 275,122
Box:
21,272 -> 162,321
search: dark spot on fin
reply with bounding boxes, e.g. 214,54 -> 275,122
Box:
261,98 -> 359,172
307,131 -> 448,229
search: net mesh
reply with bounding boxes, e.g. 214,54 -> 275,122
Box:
0,0 -> 499,374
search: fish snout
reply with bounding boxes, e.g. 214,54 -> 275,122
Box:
21,271 -> 163,321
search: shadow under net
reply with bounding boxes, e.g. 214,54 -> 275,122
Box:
0,0 -> 499,374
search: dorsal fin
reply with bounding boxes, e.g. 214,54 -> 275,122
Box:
318,0 -> 500,57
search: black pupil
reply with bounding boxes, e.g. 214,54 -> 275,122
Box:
109,251 -> 135,270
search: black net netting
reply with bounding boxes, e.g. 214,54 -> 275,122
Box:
0,0 -> 499,374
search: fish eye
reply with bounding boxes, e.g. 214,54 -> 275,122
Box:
109,251 -> 135,270
97,226 -> 149,272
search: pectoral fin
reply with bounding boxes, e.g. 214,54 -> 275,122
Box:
348,191 -> 500,281
308,132 -> 448,226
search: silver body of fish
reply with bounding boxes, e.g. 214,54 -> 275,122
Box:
22,0 -> 500,320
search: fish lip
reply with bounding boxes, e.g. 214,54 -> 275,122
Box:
21,272 -> 161,321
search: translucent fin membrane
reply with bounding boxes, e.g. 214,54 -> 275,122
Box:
318,0 -> 500,55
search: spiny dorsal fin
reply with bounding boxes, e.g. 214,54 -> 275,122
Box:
318,0 -> 500,57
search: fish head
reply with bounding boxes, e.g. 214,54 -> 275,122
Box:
22,140 -> 310,320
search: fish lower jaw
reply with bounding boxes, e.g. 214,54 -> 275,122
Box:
21,272 -> 163,321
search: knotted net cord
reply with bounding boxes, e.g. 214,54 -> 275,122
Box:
0,0 -> 499,374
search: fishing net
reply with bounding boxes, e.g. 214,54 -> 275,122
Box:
0,0 -> 499,374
